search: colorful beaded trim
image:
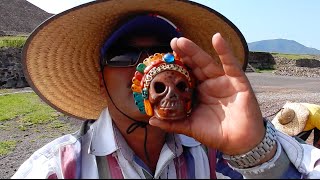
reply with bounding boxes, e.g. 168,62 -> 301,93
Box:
131,52 -> 194,116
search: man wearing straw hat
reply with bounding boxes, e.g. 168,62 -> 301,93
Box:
12,0 -> 320,179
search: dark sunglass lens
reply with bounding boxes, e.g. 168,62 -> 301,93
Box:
106,47 -> 141,66
150,46 -> 172,54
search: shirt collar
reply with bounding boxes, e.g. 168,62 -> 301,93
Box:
89,108 -> 118,156
89,108 -> 200,159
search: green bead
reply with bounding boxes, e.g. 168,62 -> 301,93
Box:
132,92 -> 146,114
139,107 -> 146,114
133,92 -> 143,101
135,100 -> 144,107
136,63 -> 146,73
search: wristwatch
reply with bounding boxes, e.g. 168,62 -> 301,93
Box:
222,120 -> 277,169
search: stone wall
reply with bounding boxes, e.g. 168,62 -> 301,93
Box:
0,47 -> 28,88
296,59 -> 320,68
248,51 -> 320,78
273,56 -> 320,77
248,51 -> 276,69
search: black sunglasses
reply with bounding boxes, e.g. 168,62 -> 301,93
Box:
103,44 -> 172,67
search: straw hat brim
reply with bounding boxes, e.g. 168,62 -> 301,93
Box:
23,0 -> 248,120
272,102 -> 310,136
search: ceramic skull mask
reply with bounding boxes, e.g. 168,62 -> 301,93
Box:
131,53 -> 195,121
148,70 -> 193,121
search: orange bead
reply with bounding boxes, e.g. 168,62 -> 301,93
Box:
131,84 -> 142,93
132,77 -> 140,86
144,99 -> 153,116
173,51 -> 180,60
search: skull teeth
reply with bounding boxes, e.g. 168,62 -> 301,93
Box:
160,101 -> 180,108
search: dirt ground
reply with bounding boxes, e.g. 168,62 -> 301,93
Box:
1,72 -> 320,179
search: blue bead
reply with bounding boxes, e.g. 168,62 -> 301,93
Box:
163,53 -> 175,63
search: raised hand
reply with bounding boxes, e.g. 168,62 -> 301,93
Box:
149,33 -> 265,155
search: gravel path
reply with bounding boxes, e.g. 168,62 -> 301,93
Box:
247,73 -> 320,118
1,72 -> 320,179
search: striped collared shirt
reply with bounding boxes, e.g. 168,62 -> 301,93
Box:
12,108 -> 320,179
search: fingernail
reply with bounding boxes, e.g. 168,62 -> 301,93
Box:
149,119 -> 155,126
149,118 -> 160,126
214,32 -> 221,38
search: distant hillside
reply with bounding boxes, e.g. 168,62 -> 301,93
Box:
0,0 -> 53,36
248,39 -> 320,55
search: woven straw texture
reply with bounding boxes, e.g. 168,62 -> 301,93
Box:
272,102 -> 310,136
23,0 -> 248,120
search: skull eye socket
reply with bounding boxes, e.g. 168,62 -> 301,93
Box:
154,82 -> 166,93
176,81 -> 188,92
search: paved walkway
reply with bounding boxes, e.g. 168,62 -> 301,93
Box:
246,72 -> 320,92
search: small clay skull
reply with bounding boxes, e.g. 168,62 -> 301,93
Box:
148,70 -> 193,121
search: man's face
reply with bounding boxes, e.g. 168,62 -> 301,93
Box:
103,36 -> 171,120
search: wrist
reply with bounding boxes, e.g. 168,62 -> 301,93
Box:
222,120 -> 277,169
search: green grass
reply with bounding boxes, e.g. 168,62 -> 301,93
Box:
271,52 -> 315,60
0,92 -> 60,129
0,36 -> 27,48
0,140 -> 17,156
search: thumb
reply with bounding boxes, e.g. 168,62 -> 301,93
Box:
149,116 -> 191,136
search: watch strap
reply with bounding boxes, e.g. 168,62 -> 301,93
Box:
222,120 -> 277,169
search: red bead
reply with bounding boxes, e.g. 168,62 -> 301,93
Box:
134,71 -> 143,81
174,60 -> 186,68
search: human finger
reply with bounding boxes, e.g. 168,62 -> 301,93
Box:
149,116 -> 192,136
172,37 -> 225,79
171,37 -> 207,80
212,33 -> 243,77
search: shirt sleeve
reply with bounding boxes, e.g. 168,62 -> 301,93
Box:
11,150 -> 61,179
11,134 -> 80,179
219,129 -> 320,179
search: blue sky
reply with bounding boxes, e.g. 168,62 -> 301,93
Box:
27,0 -> 320,50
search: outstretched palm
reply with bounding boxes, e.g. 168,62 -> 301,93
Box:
149,33 -> 265,155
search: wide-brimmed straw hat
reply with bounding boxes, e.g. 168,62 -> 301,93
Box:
23,0 -> 249,120
272,102 -> 310,136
